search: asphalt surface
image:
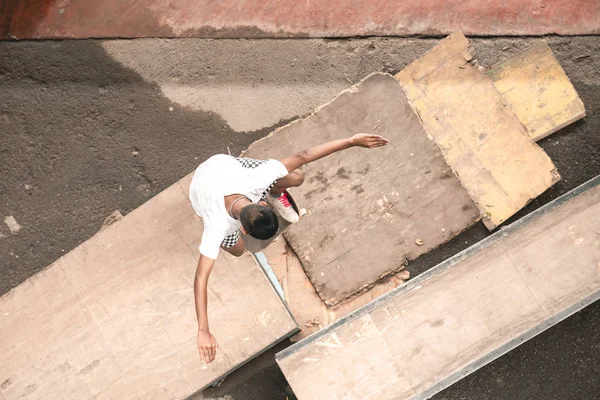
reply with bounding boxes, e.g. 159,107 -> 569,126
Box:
1,37 -> 599,400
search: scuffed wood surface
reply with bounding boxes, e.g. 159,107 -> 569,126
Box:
396,32 -> 560,230
278,181 -> 600,400
489,41 -> 586,142
262,238 -> 408,342
245,73 -> 479,306
0,175 -> 297,400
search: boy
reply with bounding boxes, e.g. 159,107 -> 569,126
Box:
190,133 -> 389,364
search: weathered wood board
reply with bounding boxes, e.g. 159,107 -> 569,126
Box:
0,175 -> 297,400
489,41 -> 586,142
244,73 -> 480,306
262,237 -> 408,342
276,176 -> 600,400
396,32 -> 560,230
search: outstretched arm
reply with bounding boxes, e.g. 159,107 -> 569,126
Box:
194,255 -> 219,363
279,134 -> 389,172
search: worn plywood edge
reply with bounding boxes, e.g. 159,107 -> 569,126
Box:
287,207 -> 479,308
240,72 -> 395,158
186,257 -> 299,394
242,71 -> 467,307
1,177 -> 300,396
488,40 -> 586,142
410,286 -> 600,400
319,202 -> 477,308
324,263 -> 407,310
190,327 -> 299,395
275,174 -> 600,362
325,183 -> 481,307
318,66 -> 483,307
245,66 -> 482,307
252,251 -> 298,323
396,32 -> 561,231
0,184 -> 145,300
393,32 -> 481,219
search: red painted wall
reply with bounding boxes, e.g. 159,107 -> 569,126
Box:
2,0 -> 599,39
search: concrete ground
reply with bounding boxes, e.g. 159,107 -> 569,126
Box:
1,36 -> 599,399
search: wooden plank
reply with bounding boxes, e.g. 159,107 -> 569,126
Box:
0,176 -> 297,400
262,238 -> 409,341
396,32 -> 560,230
276,176 -> 600,400
244,73 -> 479,306
489,41 -> 586,142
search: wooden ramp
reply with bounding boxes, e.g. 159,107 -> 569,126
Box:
244,73 -> 480,307
0,176 -> 298,400
276,176 -> 600,400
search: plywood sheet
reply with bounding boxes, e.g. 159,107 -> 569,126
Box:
489,41 -> 586,141
396,32 -> 560,230
0,176 -> 297,400
244,73 -> 479,306
276,177 -> 600,400
262,238 -> 409,341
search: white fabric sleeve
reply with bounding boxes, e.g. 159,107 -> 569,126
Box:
251,159 -> 289,194
199,227 -> 225,260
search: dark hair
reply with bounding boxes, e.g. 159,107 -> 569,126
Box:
240,204 -> 279,240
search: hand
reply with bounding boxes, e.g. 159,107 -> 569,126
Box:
350,134 -> 390,148
197,329 -> 219,364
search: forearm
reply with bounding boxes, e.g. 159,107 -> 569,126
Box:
283,138 -> 353,171
194,256 -> 213,332
194,275 -> 209,331
299,138 -> 353,164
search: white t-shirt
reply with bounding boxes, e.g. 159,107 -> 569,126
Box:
189,154 -> 289,259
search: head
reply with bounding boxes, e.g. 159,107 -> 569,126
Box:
240,203 -> 279,240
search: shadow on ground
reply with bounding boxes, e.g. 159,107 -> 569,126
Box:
0,40 -> 281,295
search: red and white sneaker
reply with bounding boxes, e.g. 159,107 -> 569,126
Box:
266,191 -> 299,224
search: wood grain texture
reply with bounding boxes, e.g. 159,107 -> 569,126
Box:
0,175 -> 297,400
262,238 -> 408,342
396,32 -> 560,230
489,41 -> 586,142
244,73 -> 479,306
277,180 -> 600,400
261,238 -> 329,341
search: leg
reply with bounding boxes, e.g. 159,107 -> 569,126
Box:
270,169 -> 305,196
266,170 -> 303,224
220,231 -> 245,257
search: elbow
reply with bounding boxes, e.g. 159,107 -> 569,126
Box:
298,150 -> 310,164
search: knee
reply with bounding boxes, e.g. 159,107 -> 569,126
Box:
230,247 -> 245,257
290,169 -> 305,187
232,250 -> 244,257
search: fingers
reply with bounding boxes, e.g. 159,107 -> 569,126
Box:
200,346 -> 214,364
208,343 -> 214,362
200,346 -> 209,364
211,339 -> 218,362
367,137 -> 390,148
367,135 -> 390,145
199,345 -> 218,364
